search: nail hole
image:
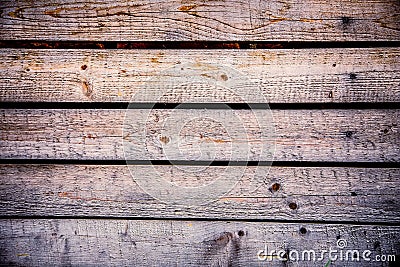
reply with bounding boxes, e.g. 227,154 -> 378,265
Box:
289,202 -> 298,210
238,230 -> 245,237
341,16 -> 350,24
349,73 -> 357,80
271,183 -> 281,192
383,128 -> 389,134
332,63 -> 336,67
345,131 -> 353,138
351,192 -> 357,196
81,64 -> 87,70
299,227 -> 307,235
220,74 -> 228,81
26,68 -> 30,72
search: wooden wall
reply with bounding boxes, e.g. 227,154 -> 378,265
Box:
0,0 -> 399,266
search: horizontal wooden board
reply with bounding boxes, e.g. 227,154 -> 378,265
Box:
1,109 -> 399,162
0,219 -> 399,266
0,0 -> 399,41
0,48 -> 399,103
1,165 -> 399,222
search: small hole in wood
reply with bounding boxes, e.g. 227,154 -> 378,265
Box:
238,230 -> 245,237
289,202 -> 298,210
341,16 -> 350,24
299,227 -> 307,235
332,63 -> 336,67
81,64 -> 88,70
383,128 -> 389,134
271,183 -> 281,192
351,192 -> 357,196
345,131 -> 353,138
349,73 -> 357,80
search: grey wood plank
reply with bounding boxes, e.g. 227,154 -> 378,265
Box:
1,109 -> 399,162
0,219 -> 398,266
0,165 -> 399,222
0,48 -> 399,103
0,0 -> 399,41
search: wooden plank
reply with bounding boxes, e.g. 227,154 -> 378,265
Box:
1,165 -> 399,221
0,219 -> 398,266
1,109 -> 399,162
0,0 -> 399,41
0,48 -> 399,103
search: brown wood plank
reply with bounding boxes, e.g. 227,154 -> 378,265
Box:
0,164 -> 399,221
0,0 -> 399,41
0,219 -> 398,266
1,109 -> 399,162
0,48 -> 399,103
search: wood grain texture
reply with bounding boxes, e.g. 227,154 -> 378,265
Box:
0,219 -> 399,266
0,48 -> 399,103
0,164 -> 399,222
0,0 -> 399,41
1,109 -> 399,162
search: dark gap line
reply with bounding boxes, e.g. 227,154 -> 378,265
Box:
0,215 -> 398,226
0,40 -> 399,49
1,102 -> 400,110
0,159 -> 399,168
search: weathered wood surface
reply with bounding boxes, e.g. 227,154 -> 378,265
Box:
0,0 -> 399,41
0,219 -> 398,266
0,48 -> 399,103
1,109 -> 399,162
1,164 -> 399,222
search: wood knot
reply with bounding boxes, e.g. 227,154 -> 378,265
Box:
214,232 -> 233,246
178,5 -> 197,11
159,136 -> 170,144
82,80 -> 93,98
220,74 -> 228,81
